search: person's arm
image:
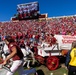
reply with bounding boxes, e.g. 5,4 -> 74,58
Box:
2,46 -> 17,65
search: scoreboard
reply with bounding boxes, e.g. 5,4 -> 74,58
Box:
17,2 -> 39,19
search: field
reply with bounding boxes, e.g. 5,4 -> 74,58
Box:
14,63 -> 68,75
0,50 -> 68,75
0,59 -> 68,75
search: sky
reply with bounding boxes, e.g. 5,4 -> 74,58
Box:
0,0 -> 76,22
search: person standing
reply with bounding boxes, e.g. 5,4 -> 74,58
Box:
68,41 -> 76,75
2,36 -> 24,75
50,34 -> 57,45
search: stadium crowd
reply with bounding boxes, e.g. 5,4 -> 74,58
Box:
0,15 -> 76,49
0,15 -> 76,72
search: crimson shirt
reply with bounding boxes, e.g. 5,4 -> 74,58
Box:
8,43 -> 24,61
51,37 -> 57,44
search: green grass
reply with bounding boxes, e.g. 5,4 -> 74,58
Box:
14,65 -> 68,75
50,67 -> 68,75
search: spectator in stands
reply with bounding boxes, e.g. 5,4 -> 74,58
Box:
50,34 -> 57,46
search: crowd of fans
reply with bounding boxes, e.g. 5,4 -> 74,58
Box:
0,15 -> 76,50
0,15 -> 76,37
0,15 -> 76,69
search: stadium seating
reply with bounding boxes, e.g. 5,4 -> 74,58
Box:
0,16 -> 76,42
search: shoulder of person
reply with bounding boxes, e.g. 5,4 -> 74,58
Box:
72,48 -> 76,50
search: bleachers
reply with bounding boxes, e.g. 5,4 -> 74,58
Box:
0,15 -> 76,41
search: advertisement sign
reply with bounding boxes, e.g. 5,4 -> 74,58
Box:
55,35 -> 76,50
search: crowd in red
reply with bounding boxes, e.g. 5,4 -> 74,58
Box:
0,15 -> 76,57
0,15 -> 76,45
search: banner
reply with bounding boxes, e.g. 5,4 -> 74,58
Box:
54,35 -> 76,50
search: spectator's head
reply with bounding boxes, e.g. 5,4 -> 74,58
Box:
50,34 -> 54,37
72,41 -> 76,48
4,36 -> 15,45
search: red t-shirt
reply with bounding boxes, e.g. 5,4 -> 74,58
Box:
8,43 -> 23,61
51,37 -> 57,44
